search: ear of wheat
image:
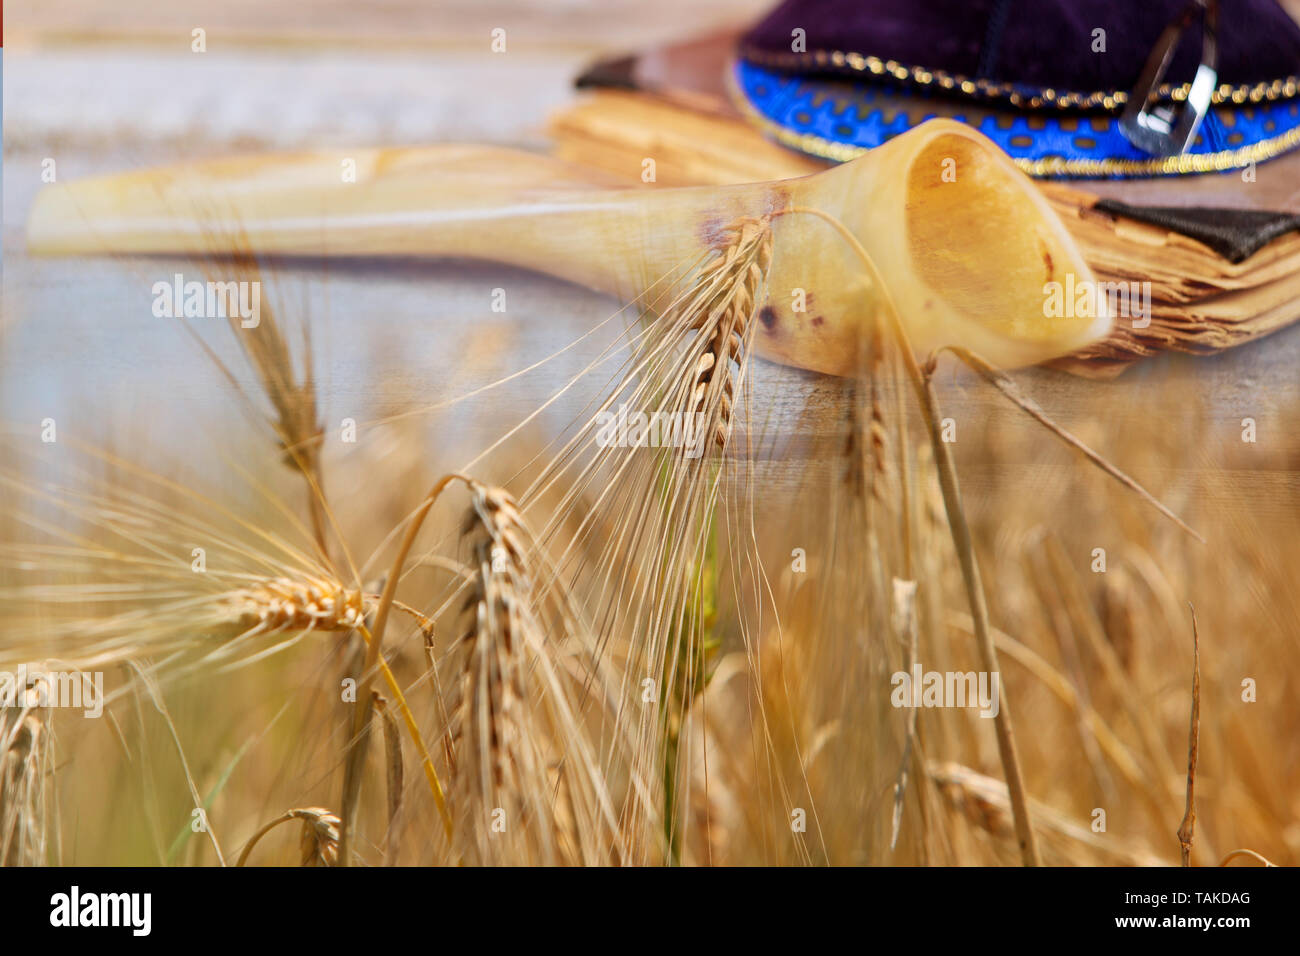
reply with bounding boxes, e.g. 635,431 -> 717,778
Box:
1,696 -> 51,867
219,577 -> 367,635
0,451 -> 374,681
216,252 -> 322,476
296,808 -> 341,867
445,479 -> 625,865
448,481 -> 537,864
930,761 -> 1166,866
501,216 -> 775,860
236,807 -> 340,866
682,217 -> 773,450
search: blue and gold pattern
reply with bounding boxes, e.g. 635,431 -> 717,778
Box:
730,59 -> 1300,178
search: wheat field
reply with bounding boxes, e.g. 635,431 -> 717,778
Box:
2,215 -> 1297,867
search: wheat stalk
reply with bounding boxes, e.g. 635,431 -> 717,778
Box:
180,237 -> 336,563
1178,605 -> 1202,867
681,217 -> 773,450
468,215 -> 776,861
444,478 -> 626,865
236,807 -> 340,867
446,482 -> 537,860
1,696 -> 51,867
770,204 -> 1042,866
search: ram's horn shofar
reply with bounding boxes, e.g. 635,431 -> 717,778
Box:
27,119 -> 1109,373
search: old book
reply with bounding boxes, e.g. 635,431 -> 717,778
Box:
548,75 -> 1300,376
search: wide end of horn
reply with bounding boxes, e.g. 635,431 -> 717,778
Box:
899,120 -> 1114,364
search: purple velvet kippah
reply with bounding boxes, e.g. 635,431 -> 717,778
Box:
732,0 -> 1300,177
741,0 -> 1300,104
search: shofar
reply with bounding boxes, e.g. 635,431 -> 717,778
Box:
27,118 -> 1109,374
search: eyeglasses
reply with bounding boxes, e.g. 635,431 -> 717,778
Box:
1120,0 -> 1219,157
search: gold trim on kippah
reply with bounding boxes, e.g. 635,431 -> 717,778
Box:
725,63 -> 1300,177
739,46 -> 1300,112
